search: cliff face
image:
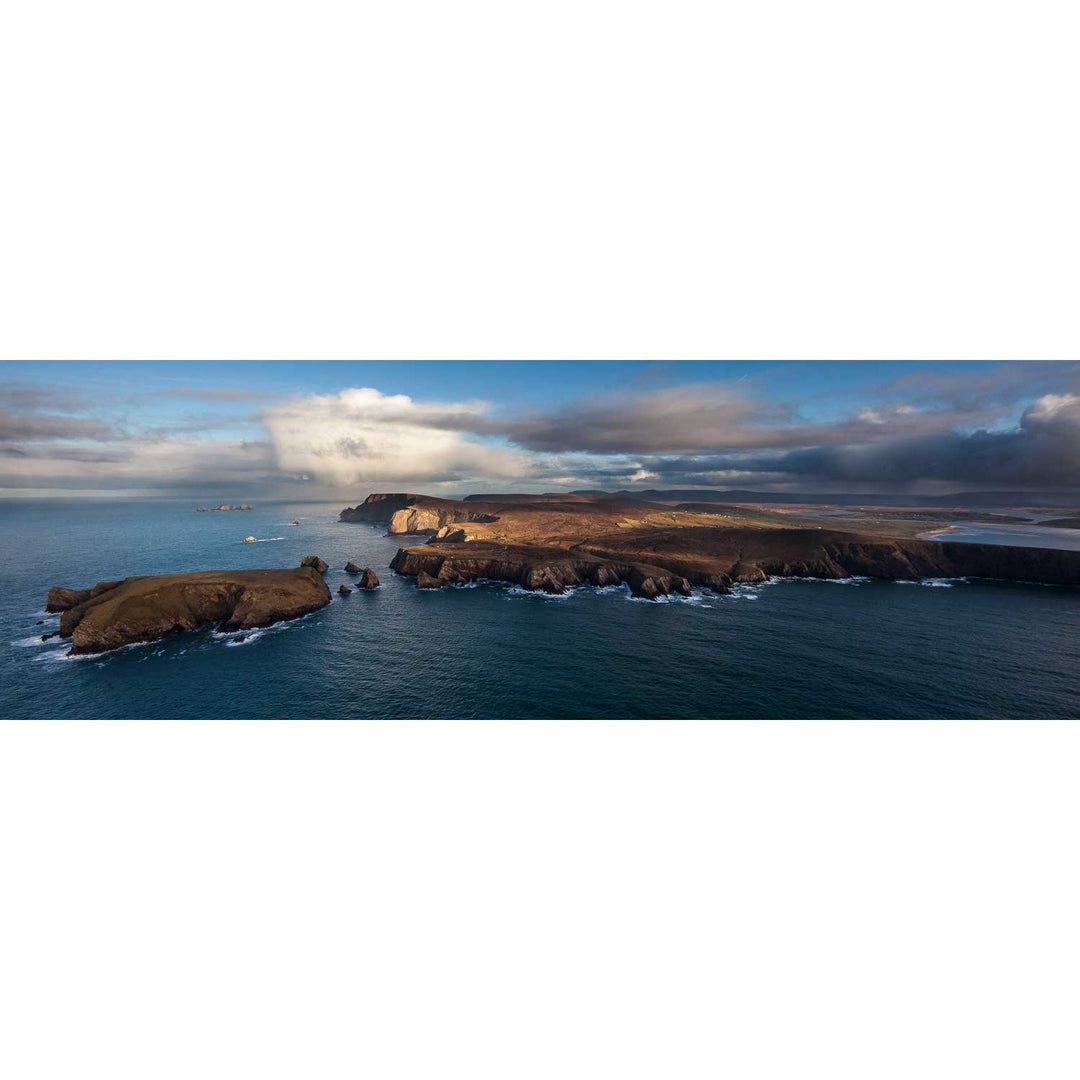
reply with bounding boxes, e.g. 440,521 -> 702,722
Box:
386,506 -> 498,535
389,528 -> 1080,600
48,567 -> 331,655
390,543 -> 692,598
339,492 -> 481,525
338,493 -> 506,534
574,527 -> 1080,589
339,493 -> 426,523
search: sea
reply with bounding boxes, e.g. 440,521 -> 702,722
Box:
3,500 -> 1079,719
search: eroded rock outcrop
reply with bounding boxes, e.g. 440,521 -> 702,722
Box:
47,586 -> 95,612
339,493 -> 497,534
339,493 -> 430,524
390,526 -> 1080,600
387,506 -> 498,536
344,562 -> 362,573
576,526 -> 1080,590
45,567 -> 331,655
300,555 -> 329,573
390,543 -> 693,598
357,568 -> 380,589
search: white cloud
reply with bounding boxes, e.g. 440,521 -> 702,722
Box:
263,387 -> 534,487
1025,393 -> 1080,421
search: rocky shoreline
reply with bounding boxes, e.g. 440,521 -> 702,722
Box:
44,565 -> 332,655
390,543 -> 692,598
390,528 -> 1080,597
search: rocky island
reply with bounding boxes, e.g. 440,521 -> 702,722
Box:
44,565 -> 331,655
343,492 -> 1080,597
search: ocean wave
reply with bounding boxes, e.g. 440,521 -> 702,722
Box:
723,586 -> 762,600
31,647 -> 71,664
627,591 -> 709,605
504,585 -> 575,600
12,634 -> 52,648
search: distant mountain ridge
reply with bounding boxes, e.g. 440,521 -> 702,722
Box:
576,489 -> 1080,508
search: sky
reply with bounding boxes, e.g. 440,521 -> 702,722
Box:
2,360 -> 1080,499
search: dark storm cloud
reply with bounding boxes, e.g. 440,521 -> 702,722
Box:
758,394 -> 1080,488
471,383 -> 1011,456
533,388 -> 1080,492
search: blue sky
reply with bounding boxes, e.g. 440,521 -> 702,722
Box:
2,361 -> 1078,497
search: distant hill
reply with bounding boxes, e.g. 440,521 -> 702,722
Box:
584,489 -> 1080,508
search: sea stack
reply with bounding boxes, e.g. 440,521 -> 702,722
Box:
338,584 -> 352,595
344,561 -> 362,573
300,555 -> 329,573
358,568 -> 380,589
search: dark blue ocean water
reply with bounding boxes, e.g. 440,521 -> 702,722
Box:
2,500 -> 1078,719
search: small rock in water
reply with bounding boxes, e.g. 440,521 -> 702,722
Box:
291,519 -> 300,525
243,536 -> 257,543
344,561 -> 362,573
358,568 -> 380,589
41,631 -> 60,641
233,634 -> 248,644
338,584 -> 352,595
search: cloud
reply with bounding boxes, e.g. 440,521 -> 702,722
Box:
5,371 -> 1080,497
0,411 -> 117,442
0,382 -> 90,411
263,387 -> 535,486
488,382 -> 1004,455
715,393 -> 1080,488
0,437 -> 278,488
156,387 -> 277,403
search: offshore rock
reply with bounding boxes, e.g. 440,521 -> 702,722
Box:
46,567 -> 331,656
300,555 -> 329,574
357,568 -> 380,589
338,584 -> 352,595
344,561 -> 363,573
